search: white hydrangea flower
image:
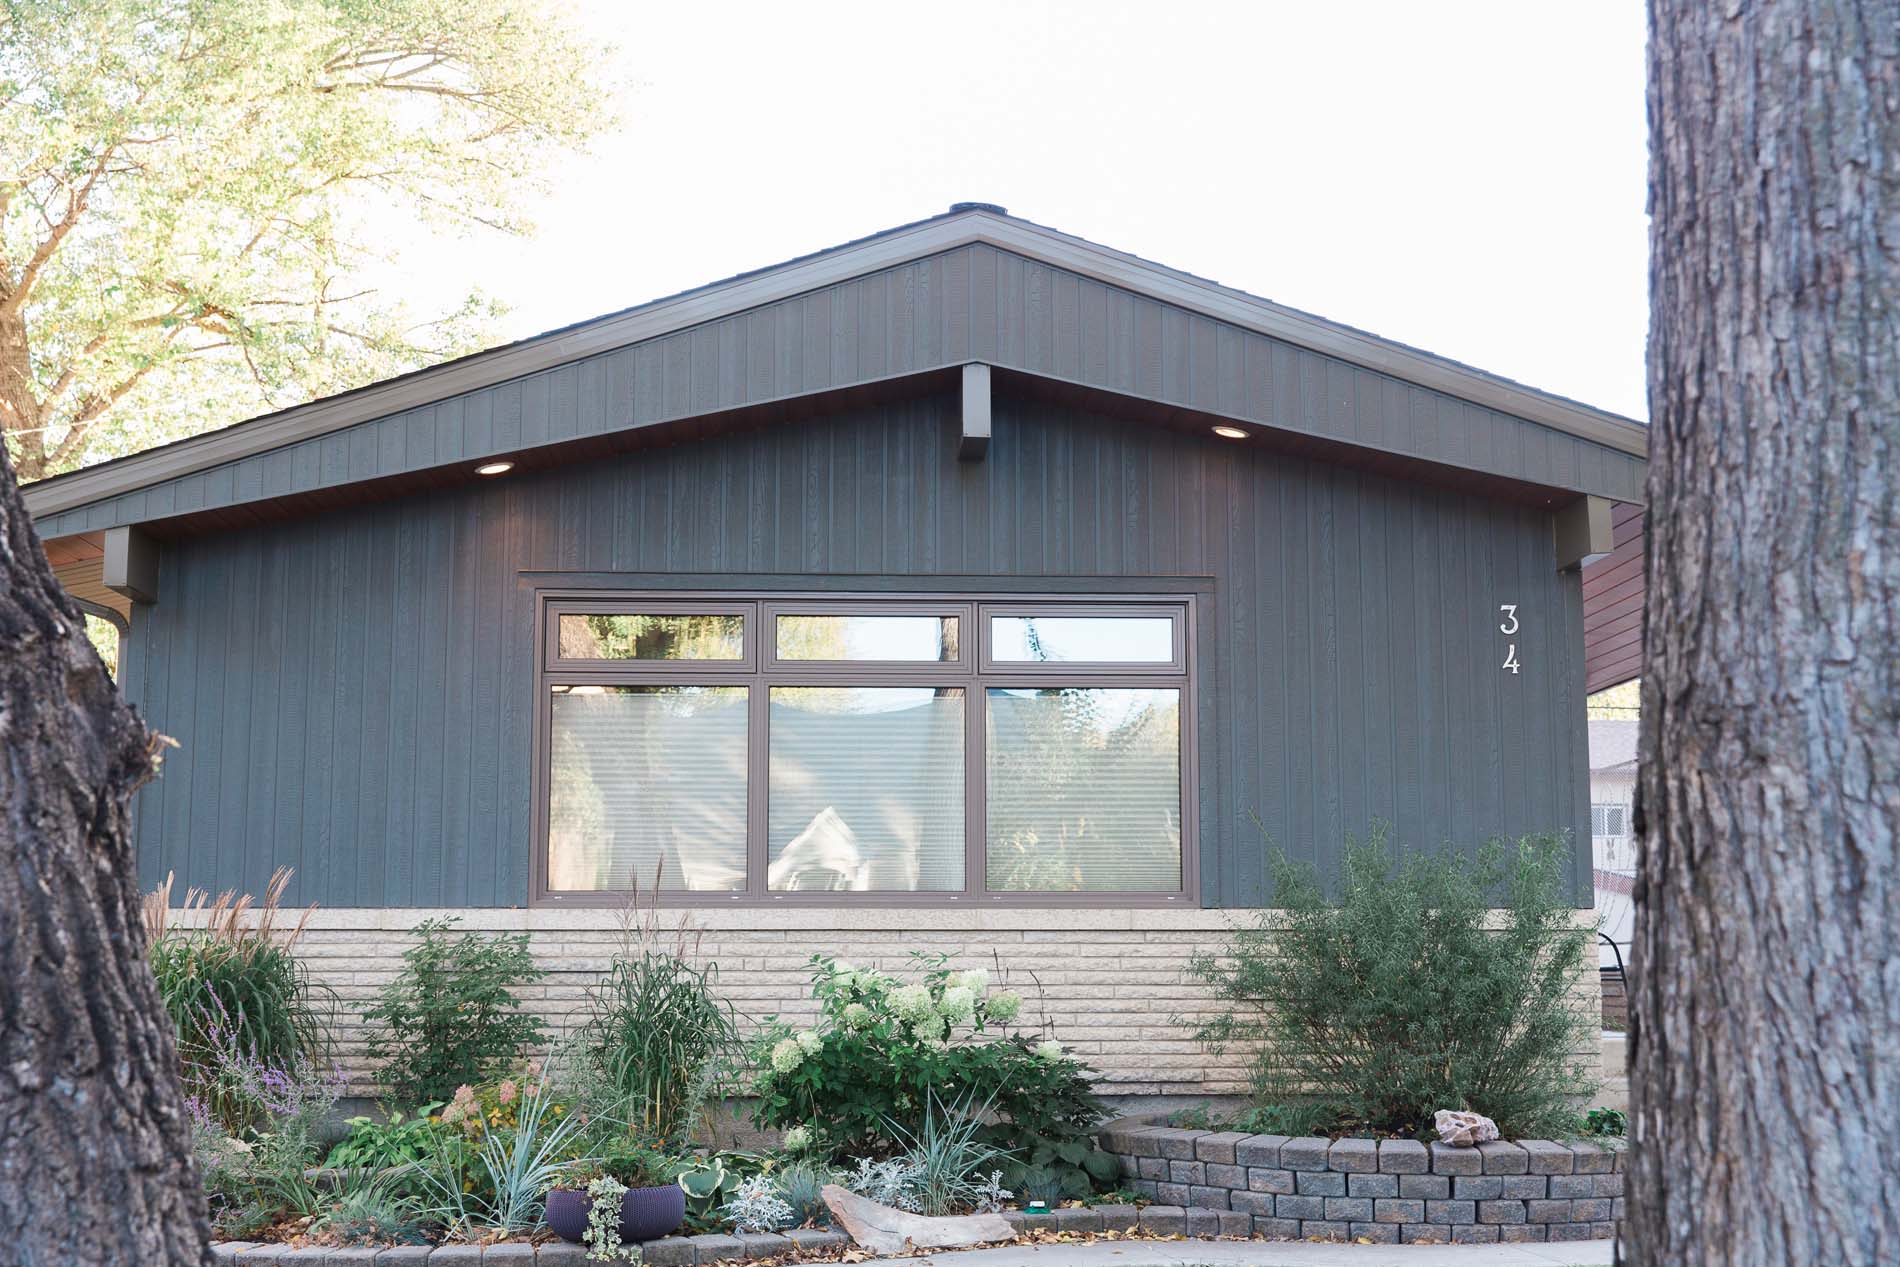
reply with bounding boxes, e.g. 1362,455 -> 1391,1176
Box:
985,989 -> 1023,1022
771,1037 -> 806,1074
890,983 -> 935,1024
1034,1039 -> 1065,1063
842,1002 -> 872,1029
796,1029 -> 822,1054
937,985 -> 976,1023
910,1012 -> 947,1043
958,967 -> 989,994
781,1124 -> 813,1152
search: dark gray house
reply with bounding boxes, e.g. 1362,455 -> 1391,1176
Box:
29,205 -> 1646,1097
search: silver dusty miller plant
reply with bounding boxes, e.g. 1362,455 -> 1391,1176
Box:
845,1156 -> 923,1212
720,1174 -> 796,1233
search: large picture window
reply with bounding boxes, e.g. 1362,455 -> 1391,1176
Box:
536,595 -> 1193,904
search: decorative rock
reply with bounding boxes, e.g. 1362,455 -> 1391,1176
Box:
1433,1109 -> 1500,1146
821,1185 -> 1013,1256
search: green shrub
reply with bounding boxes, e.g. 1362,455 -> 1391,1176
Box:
324,1107 -> 447,1170
1583,1106 -> 1627,1137
572,895 -> 743,1140
1186,827 -> 1597,1139
144,869 -> 333,1131
364,917 -> 549,1105
750,954 -> 1115,1199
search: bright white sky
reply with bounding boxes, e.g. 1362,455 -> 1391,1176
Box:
395,0 -> 1650,421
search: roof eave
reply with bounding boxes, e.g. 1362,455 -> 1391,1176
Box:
24,208 -> 1647,524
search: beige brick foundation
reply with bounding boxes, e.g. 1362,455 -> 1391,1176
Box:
269,906 -> 1256,1102
188,906 -> 1600,1106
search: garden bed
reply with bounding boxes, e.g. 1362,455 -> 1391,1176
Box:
1098,1117 -> 1624,1245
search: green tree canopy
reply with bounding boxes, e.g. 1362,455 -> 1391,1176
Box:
0,0 -> 613,480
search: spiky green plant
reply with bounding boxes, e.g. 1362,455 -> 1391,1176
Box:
574,868 -> 742,1139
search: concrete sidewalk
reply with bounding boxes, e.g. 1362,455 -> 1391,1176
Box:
875,1237 -> 1616,1267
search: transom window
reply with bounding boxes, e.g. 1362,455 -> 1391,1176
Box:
536,595 -> 1192,904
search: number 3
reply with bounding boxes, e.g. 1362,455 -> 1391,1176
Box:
1498,604 -> 1520,635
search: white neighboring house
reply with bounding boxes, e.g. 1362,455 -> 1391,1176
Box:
1590,719 -> 1639,967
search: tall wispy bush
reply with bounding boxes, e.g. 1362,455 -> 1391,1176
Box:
365,917 -> 548,1106
145,868 -> 333,1131
572,870 -> 742,1140
1187,827 -> 1597,1138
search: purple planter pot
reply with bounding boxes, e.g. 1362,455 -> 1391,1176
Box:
546,1183 -> 686,1245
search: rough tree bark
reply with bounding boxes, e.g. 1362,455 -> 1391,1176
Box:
0,457 -> 209,1256
1631,3 -> 1898,1266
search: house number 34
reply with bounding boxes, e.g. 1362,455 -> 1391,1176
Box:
1499,604 -> 1521,674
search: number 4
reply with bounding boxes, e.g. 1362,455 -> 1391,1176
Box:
1502,643 -> 1521,674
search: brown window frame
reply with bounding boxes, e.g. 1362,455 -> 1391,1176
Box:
531,590 -> 1198,908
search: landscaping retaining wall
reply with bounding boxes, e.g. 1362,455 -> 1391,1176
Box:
1100,1119 -> 1625,1245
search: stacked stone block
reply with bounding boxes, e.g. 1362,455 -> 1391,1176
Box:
1101,1120 -> 1624,1244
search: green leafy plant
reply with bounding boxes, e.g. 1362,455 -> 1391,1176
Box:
676,1158 -> 736,1218
324,1106 -> 445,1170
582,1176 -> 637,1263
1186,826 -> 1598,1138
1583,1107 -> 1627,1137
750,954 -> 1115,1197
574,876 -> 744,1139
144,868 -> 334,1131
364,917 -> 549,1106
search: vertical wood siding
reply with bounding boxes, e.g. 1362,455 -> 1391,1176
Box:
122,392 -> 1589,907
40,246 -> 1641,542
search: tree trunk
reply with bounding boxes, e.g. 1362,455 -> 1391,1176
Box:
1631,3 -> 1899,1266
0,453 -> 208,1256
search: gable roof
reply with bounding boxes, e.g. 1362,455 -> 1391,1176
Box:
26,203 -> 1647,539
